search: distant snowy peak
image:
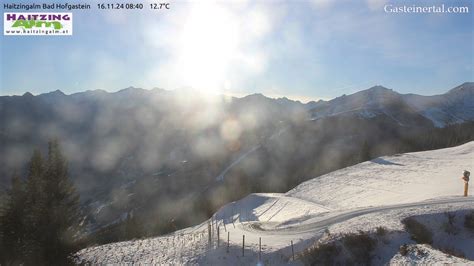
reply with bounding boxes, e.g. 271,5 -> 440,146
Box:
405,83 -> 474,127
347,85 -> 400,107
447,82 -> 474,94
39,89 -> 65,97
310,85 -> 415,124
310,83 -> 474,127
363,85 -> 396,95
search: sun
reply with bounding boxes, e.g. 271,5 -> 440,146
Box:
174,3 -> 240,95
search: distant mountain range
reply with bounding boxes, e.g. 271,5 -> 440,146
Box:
310,82 -> 474,127
0,82 -> 473,239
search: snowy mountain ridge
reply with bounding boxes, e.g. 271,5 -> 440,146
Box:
310,82 -> 474,127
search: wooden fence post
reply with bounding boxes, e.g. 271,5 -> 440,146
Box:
227,231 -> 230,253
291,240 -> 295,261
259,237 -> 262,261
208,221 -> 212,248
242,235 -> 245,257
231,206 -> 235,228
217,225 -> 220,247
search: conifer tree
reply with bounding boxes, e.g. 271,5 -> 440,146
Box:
124,212 -> 142,239
0,140 -> 81,265
41,139 -> 81,265
0,193 -> 4,263
23,149 -> 46,263
359,140 -> 371,162
0,172 -> 26,263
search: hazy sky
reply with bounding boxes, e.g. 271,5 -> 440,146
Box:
1,0 -> 473,101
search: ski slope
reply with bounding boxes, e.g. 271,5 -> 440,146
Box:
76,142 -> 474,264
288,141 -> 473,209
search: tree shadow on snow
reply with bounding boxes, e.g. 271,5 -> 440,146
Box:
371,158 -> 404,166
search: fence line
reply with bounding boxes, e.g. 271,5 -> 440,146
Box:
113,218 -> 298,264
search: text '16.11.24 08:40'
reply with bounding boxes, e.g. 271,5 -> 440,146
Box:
97,3 -> 171,10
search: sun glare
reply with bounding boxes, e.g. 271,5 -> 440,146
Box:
176,3 -> 240,95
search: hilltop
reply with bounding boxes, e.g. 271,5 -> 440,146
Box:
76,142 -> 474,264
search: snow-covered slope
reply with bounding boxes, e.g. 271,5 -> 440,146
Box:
288,141 -> 474,209
76,142 -> 474,264
390,244 -> 473,265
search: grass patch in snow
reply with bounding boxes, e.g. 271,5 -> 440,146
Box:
402,217 -> 433,244
300,241 -> 341,266
375,226 -> 387,236
464,210 -> 474,231
300,230 -> 376,265
442,212 -> 460,235
399,244 -> 409,256
343,231 -> 377,264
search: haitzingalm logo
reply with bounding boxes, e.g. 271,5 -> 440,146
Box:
4,13 -> 73,36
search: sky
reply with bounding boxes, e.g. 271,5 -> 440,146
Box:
1,0 -> 473,101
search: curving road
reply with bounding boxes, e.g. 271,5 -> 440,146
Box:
241,196 -> 474,235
